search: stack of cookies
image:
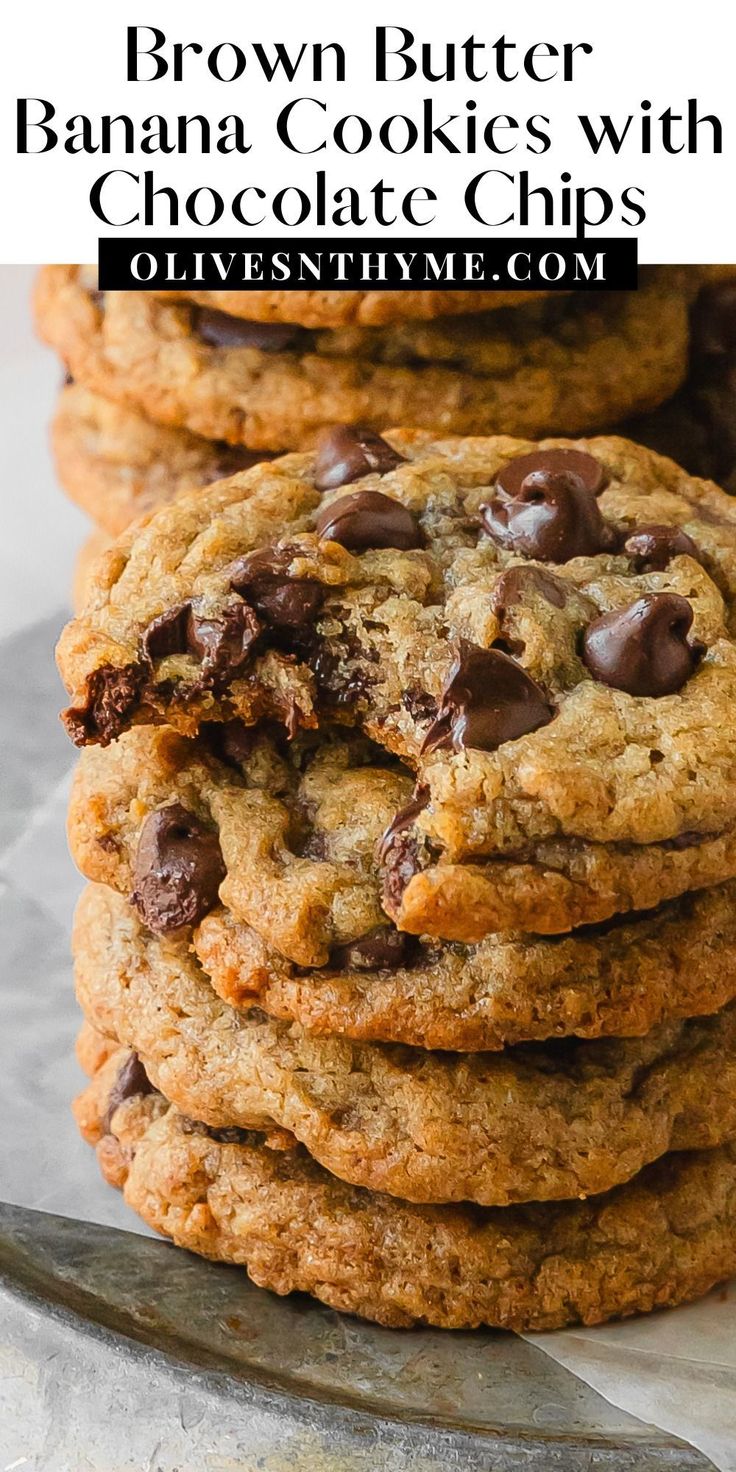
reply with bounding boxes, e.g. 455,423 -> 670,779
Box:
59,419 -> 736,1330
34,265 -> 736,611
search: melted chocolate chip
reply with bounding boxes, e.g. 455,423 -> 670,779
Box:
102,1053 -> 153,1134
229,546 -> 324,630
378,791 -> 429,911
582,594 -> 705,696
661,830 -> 713,851
490,565 -> 568,613
331,925 -> 409,972
402,687 -> 440,723
378,791 -> 429,865
308,641 -> 370,707
132,803 -> 226,934
482,453 -> 616,563
623,524 -> 700,572
191,604 -> 263,687
62,663 -> 145,747
315,490 -> 422,552
192,308 -> 304,352
207,719 -> 259,769
208,443 -> 271,482
142,601 -> 261,689
422,644 -> 555,754
142,603 -> 192,661
495,448 -> 607,498
313,425 -> 405,492
180,1117 -> 257,1145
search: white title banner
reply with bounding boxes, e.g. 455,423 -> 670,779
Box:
0,0 -> 733,263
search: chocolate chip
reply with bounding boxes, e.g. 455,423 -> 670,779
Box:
691,283 -> 736,359
132,804 -> 226,934
495,448 -> 607,499
102,1053 -> 153,1134
378,790 -> 429,911
315,490 -> 422,552
187,605 -> 261,686
582,594 -> 705,696
313,425 -> 405,492
378,790 -> 429,865
490,565 -> 568,613
207,718 -> 259,769
192,308 -> 304,352
421,644 -> 555,754
180,1118 -> 256,1145
402,687 -> 440,723
661,830 -> 712,851
141,603 -> 192,661
331,926 -> 409,971
229,546 -> 324,630
207,443 -> 272,482
141,601 -> 260,687
482,452 -> 616,563
62,663 -> 144,747
623,524 -> 700,571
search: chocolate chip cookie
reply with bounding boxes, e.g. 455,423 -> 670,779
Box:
74,881 -> 736,1206
36,267 -> 694,451
55,383 -> 274,537
69,727 -> 736,1047
149,285 -> 555,328
75,1045 -> 736,1331
59,430 -> 736,937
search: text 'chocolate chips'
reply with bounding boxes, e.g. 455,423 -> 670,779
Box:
132,803 -> 226,934
482,449 -> 615,563
582,593 -> 705,697
102,1053 -> 153,1134
230,545 -> 324,629
192,308 -> 304,352
331,925 -> 409,971
315,490 -> 422,552
623,524 -> 700,571
422,643 -> 554,754
313,425 -> 405,492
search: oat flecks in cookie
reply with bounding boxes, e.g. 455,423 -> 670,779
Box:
76,1049 -> 736,1332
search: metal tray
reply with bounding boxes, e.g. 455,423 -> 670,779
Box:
0,1200 -> 712,1471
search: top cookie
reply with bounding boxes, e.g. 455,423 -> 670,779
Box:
35,267 -> 692,450
58,429 -> 736,934
149,286 -> 555,328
